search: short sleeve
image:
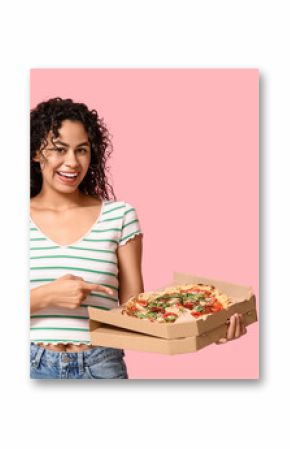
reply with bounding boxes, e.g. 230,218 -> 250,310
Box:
118,202 -> 143,247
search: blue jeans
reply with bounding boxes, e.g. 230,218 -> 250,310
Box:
30,343 -> 128,379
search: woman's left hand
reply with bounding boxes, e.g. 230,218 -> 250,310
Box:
216,313 -> 247,344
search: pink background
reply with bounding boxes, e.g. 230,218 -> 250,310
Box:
30,69 -> 259,379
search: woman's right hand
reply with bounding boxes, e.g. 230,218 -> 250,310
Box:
44,274 -> 114,309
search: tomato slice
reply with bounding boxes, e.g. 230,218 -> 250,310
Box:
136,299 -> 148,307
211,302 -> 223,312
184,302 -> 194,309
163,312 -> 178,318
150,306 -> 165,313
191,311 -> 202,317
202,306 -> 211,313
203,290 -> 212,297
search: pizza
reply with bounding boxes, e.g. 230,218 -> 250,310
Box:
122,283 -> 233,323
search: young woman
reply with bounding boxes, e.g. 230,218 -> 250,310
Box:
30,97 -> 246,380
30,97 -> 144,379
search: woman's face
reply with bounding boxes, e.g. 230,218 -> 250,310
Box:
33,119 -> 91,193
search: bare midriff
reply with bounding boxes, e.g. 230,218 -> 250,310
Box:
36,342 -> 96,352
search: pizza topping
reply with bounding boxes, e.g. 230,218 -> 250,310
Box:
191,311 -> 202,317
211,302 -> 223,312
130,305 -> 138,312
122,283 -> 231,323
136,299 -> 148,307
135,312 -> 149,319
166,297 -> 181,305
150,306 -> 166,313
162,312 -> 179,322
194,305 -> 205,312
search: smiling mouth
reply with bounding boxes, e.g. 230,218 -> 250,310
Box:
56,171 -> 79,179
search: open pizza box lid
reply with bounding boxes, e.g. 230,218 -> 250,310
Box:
88,272 -> 258,340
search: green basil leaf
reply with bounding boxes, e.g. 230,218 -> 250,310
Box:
146,311 -> 158,318
194,305 -> 204,312
165,315 -> 177,322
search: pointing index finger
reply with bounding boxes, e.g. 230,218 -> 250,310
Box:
83,282 -> 114,295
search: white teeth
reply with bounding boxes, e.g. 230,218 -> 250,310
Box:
58,171 -> 78,178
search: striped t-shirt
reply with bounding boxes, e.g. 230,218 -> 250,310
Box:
30,200 -> 143,346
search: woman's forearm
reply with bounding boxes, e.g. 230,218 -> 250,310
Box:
30,285 -> 51,314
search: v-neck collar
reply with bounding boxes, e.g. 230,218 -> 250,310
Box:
30,200 -> 106,249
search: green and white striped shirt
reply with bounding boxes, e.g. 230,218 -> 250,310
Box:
30,200 -> 143,346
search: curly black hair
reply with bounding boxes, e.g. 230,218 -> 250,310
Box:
30,97 -> 116,200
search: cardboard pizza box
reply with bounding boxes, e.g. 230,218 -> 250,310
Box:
88,272 -> 258,343
89,309 -> 257,354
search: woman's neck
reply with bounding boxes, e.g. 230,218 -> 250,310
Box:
31,189 -> 93,211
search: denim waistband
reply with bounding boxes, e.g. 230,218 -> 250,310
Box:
30,342 -> 125,375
